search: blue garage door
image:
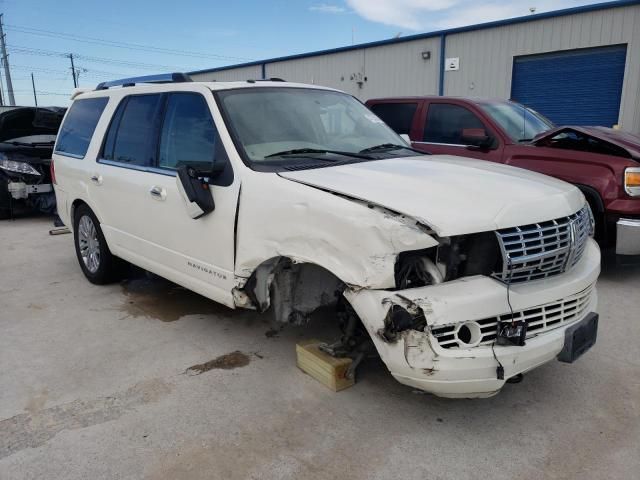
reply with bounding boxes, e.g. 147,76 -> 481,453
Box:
511,45 -> 627,127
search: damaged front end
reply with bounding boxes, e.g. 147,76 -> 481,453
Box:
0,107 -> 65,219
344,236 -> 600,398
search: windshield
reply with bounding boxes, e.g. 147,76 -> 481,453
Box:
480,101 -> 554,142
217,87 -> 412,167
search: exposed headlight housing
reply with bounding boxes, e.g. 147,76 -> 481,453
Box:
625,167 -> 640,197
394,232 -> 501,289
0,156 -> 41,176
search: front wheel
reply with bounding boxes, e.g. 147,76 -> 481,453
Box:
73,205 -> 124,284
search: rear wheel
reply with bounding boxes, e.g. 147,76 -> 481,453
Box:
73,204 -> 124,284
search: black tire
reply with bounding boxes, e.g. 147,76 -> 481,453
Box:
73,204 -> 124,284
0,176 -> 10,220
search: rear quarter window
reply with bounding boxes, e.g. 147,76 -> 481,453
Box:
369,103 -> 417,135
54,97 -> 109,158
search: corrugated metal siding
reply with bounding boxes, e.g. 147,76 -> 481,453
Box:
361,39 -> 441,99
511,45 -> 627,126
191,65 -> 263,82
444,4 -> 640,132
193,39 -> 441,100
266,50 -> 365,97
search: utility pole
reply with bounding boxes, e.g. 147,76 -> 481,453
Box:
0,14 -> 15,106
31,73 -> 37,107
68,53 -> 77,88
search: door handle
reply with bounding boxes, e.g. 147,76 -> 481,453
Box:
149,186 -> 166,200
90,174 -> 102,185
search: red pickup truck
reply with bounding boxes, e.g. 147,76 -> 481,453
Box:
366,97 -> 640,258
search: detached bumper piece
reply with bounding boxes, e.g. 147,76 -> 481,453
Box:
616,218 -> 640,256
557,313 -> 598,363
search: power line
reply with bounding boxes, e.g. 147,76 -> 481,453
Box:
11,64 -> 125,78
7,44 -> 193,71
4,24 -> 253,62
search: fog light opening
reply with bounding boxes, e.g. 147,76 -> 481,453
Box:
455,321 -> 482,347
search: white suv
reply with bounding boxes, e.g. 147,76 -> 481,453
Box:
52,74 -> 601,398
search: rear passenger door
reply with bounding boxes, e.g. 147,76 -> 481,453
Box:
368,101 -> 421,140
91,89 -> 239,306
415,102 -> 503,161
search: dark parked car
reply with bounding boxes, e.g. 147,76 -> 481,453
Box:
0,106 -> 65,219
366,97 -> 640,258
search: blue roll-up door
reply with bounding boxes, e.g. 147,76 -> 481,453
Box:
511,45 -> 627,127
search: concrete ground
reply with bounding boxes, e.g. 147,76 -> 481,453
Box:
1,216 -> 638,480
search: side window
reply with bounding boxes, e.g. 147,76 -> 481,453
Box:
55,97 -> 108,158
158,93 -> 217,170
102,94 -> 163,166
423,104 -> 485,145
369,103 -> 417,135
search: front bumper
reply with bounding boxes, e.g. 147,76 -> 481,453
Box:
345,239 -> 601,398
7,181 -> 52,199
616,218 -> 640,256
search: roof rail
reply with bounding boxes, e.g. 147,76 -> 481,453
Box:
246,77 -> 286,83
95,73 -> 192,90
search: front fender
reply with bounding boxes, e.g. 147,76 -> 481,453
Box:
235,171 -> 438,289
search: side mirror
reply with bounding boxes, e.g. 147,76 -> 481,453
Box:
176,164 -> 222,219
462,128 -> 493,149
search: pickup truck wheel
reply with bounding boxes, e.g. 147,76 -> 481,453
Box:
0,177 -> 10,220
73,205 -> 123,284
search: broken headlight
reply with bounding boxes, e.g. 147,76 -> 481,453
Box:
394,247 -> 443,289
0,154 -> 41,176
395,232 -> 501,289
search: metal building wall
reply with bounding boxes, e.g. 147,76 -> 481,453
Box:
265,38 -> 441,100
191,39 -> 441,100
444,4 -> 640,132
192,64 -> 263,82
266,50 -> 365,97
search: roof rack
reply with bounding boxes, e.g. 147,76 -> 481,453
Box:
246,77 -> 286,83
95,73 -> 192,90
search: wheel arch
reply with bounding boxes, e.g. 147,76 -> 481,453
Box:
241,255 -> 346,324
576,184 -> 605,213
70,198 -> 103,230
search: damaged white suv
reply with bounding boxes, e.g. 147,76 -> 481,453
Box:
52,75 -> 600,398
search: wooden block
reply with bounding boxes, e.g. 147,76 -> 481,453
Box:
296,340 -> 355,392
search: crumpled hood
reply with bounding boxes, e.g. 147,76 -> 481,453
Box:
279,155 -> 585,236
533,126 -> 640,161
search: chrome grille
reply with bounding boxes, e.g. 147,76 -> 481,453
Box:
431,284 -> 595,349
494,205 -> 592,283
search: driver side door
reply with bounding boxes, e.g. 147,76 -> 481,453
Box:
93,89 -> 239,306
413,102 -> 504,162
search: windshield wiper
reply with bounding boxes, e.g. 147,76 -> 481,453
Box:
518,138 -> 533,143
1,140 -> 55,147
264,148 -> 373,160
359,143 -> 425,154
